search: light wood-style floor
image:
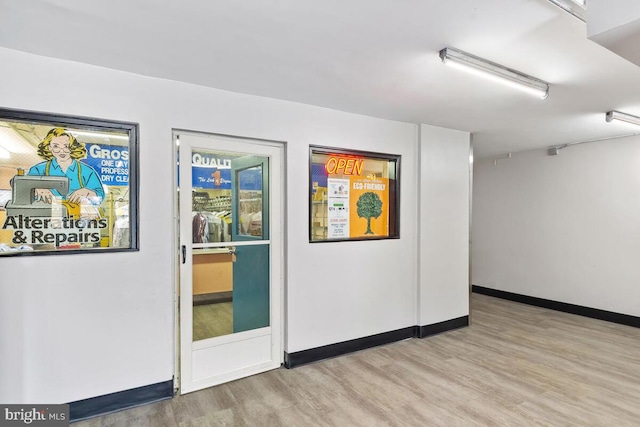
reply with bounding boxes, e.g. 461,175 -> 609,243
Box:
74,294 -> 640,426
193,302 -> 233,341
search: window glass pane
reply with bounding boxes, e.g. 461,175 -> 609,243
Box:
237,166 -> 263,238
190,149 -> 267,243
191,149 -> 234,244
0,116 -> 135,254
189,148 -> 270,341
310,147 -> 399,242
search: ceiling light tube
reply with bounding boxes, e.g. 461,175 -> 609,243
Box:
546,0 -> 586,22
606,110 -> 640,126
439,47 -> 550,99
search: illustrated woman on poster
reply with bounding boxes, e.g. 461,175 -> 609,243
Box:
28,127 -> 105,204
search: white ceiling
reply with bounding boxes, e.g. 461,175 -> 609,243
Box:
1,0 -> 640,158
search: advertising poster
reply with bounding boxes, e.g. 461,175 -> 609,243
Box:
191,152 -> 262,190
349,176 -> 389,237
327,178 -> 350,238
191,152 -> 232,189
84,144 -> 129,186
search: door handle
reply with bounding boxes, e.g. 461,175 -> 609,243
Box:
182,245 -> 186,264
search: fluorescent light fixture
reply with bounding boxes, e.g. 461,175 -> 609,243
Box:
0,146 -> 9,159
547,0 -> 586,22
439,47 -> 550,99
0,126 -> 33,154
606,110 -> 640,126
67,130 -> 129,140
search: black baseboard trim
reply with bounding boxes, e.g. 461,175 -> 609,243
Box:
472,285 -> 640,328
284,316 -> 470,369
417,316 -> 469,338
193,291 -> 233,305
284,327 -> 416,368
69,379 -> 173,422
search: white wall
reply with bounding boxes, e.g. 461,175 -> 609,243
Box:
419,125 -> 471,325
0,46 -> 470,405
472,138 -> 640,316
587,0 -> 640,68
587,0 -> 640,37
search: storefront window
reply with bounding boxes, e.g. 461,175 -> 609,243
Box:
0,109 -> 138,256
310,146 -> 400,242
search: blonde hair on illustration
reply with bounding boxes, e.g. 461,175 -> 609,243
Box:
37,127 -> 87,161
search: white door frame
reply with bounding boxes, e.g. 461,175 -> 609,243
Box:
172,130 -> 285,394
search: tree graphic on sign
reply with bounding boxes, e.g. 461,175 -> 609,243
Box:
356,192 -> 383,235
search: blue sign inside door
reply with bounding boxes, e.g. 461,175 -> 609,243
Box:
192,153 -> 262,190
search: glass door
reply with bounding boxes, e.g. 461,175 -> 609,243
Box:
177,132 -> 283,394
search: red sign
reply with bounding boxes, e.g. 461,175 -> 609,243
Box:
325,156 -> 364,175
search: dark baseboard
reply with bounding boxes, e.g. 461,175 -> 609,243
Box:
284,327 -> 416,368
472,285 -> 640,328
417,316 -> 469,338
69,379 -> 173,422
285,316 -> 469,369
193,291 -> 233,305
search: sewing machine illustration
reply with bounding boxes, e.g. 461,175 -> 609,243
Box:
5,170 -> 70,217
